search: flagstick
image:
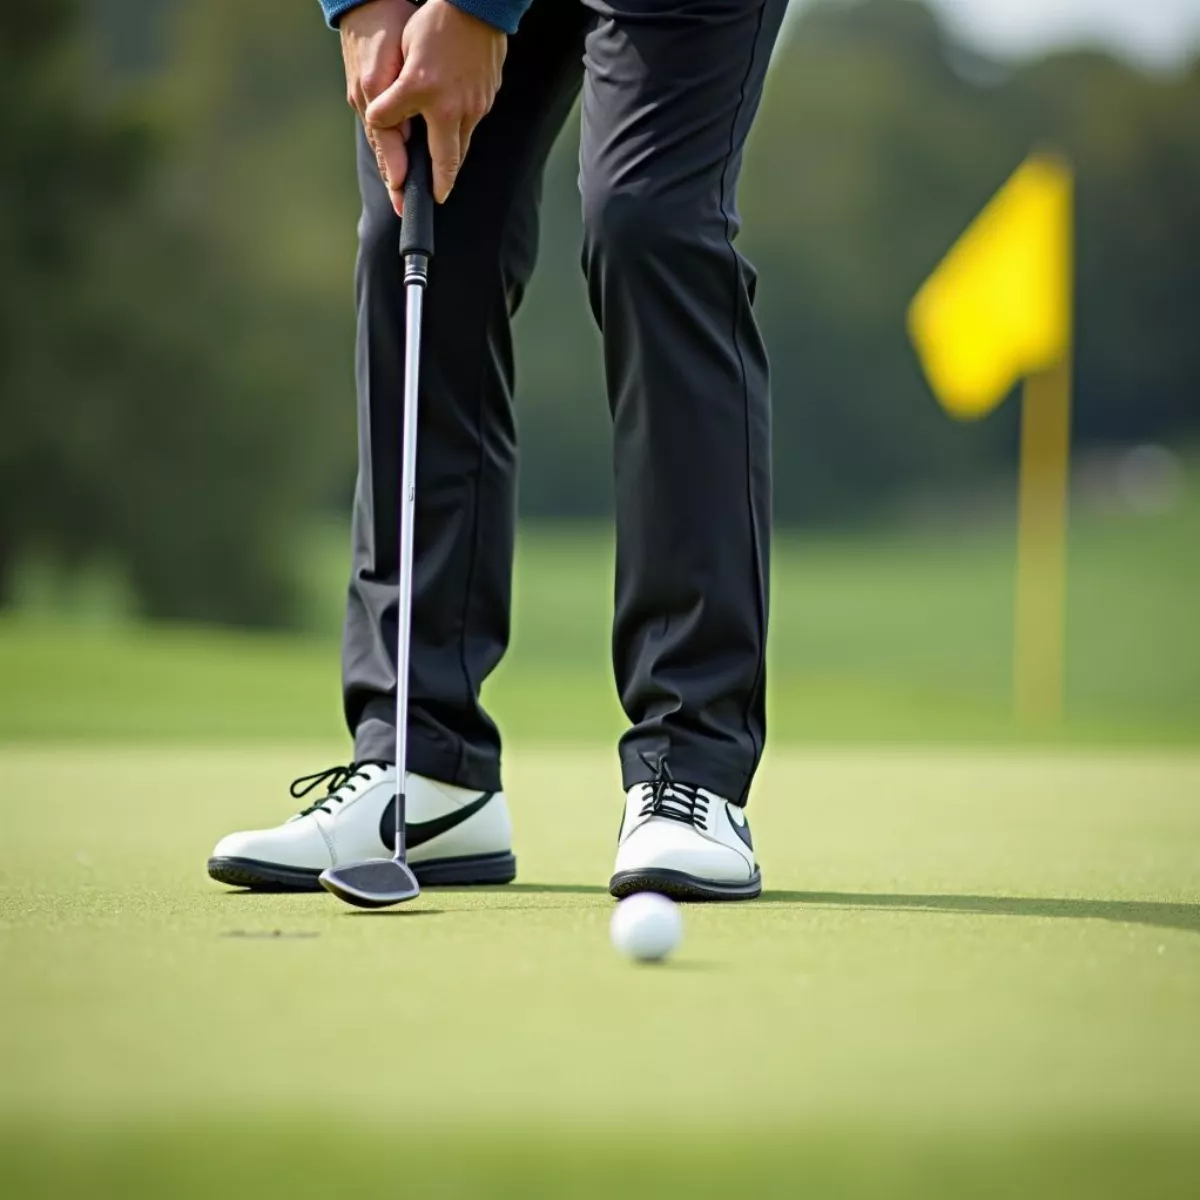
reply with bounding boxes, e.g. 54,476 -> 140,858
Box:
1013,357 -> 1072,724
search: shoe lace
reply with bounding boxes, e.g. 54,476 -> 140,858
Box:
636,752 -> 707,828
289,763 -> 379,816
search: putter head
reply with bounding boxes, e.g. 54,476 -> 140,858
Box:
319,859 -> 420,909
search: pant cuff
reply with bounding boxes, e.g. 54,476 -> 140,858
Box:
619,742 -> 757,807
354,715 -> 502,793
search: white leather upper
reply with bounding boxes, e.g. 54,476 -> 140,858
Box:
614,782 -> 757,883
211,764 -> 511,869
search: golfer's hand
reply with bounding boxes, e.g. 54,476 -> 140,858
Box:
365,0 -> 506,211
340,0 -> 419,197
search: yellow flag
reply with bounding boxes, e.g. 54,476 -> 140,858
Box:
908,154 -> 1073,420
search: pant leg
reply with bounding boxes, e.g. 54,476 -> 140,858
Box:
579,0 -> 788,805
344,0 -> 587,789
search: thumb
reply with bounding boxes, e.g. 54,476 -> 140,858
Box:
365,61 -> 423,128
425,114 -> 464,204
371,125 -> 410,217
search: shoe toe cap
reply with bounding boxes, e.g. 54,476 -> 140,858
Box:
210,829 -> 261,860
210,824 -> 331,870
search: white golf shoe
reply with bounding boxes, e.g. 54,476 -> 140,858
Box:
207,762 -> 515,890
609,767 -> 761,901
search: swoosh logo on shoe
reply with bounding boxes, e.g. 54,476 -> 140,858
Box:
726,804 -> 754,852
380,791 -> 495,852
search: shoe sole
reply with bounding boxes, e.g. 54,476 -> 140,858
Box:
608,867 -> 762,902
207,851 -> 516,891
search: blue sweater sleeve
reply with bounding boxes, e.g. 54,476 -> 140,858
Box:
320,0 -> 531,36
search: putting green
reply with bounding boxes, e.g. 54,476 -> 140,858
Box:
2,746 -> 1199,1197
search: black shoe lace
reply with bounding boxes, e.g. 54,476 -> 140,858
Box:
289,763 -> 379,817
636,753 -> 708,829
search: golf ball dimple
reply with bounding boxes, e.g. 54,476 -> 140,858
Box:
610,893 -> 683,962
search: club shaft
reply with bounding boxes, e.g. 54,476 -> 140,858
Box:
395,277 -> 424,861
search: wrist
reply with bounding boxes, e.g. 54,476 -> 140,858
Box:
322,0 -> 367,28
438,0 -> 522,35
322,0 -> 419,29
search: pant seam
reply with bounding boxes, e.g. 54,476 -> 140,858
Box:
451,204 -> 531,783
453,322 -> 491,784
717,0 -> 771,803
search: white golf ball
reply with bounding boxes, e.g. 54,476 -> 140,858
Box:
610,893 -> 683,962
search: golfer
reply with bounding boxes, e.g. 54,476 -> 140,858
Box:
209,0 -> 787,901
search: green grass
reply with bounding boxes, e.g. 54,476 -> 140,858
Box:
1,488 -> 1198,745
2,482 -> 1196,1194
2,746 -> 1199,1196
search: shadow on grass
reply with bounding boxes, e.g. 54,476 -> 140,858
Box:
343,908 -> 444,917
216,882 -> 1198,935
220,889 -> 322,898
416,883 -> 609,913
765,890 -> 1200,935
215,891 -> 444,916
476,883 -> 609,895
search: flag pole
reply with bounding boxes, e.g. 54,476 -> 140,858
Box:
1013,356 -> 1072,724
1013,155 -> 1073,727
907,150 -> 1075,726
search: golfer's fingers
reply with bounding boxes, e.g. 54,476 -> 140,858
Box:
365,125 -> 387,180
459,115 -> 476,168
371,125 -> 410,215
426,114 -> 463,204
365,69 -> 423,129
342,42 -> 366,120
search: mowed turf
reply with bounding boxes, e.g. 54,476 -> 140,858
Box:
2,746 -> 1199,1197
2,492 -> 1196,1193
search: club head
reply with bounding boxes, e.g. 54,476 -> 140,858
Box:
319,859 -> 421,909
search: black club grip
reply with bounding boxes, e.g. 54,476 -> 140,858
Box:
399,118 -> 435,261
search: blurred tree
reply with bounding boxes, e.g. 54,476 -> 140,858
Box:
513,0 -> 1200,521
0,0 -> 150,602
0,0 -> 341,623
5,0 -> 1197,627
1017,50 -> 1200,445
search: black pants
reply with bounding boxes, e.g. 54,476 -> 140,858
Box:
343,0 -> 786,804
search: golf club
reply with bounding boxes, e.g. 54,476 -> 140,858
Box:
319,120 -> 435,910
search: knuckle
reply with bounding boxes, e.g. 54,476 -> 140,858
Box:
359,70 -> 386,99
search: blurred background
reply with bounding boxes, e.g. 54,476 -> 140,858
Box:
1,0 -> 1196,746
3,5 -> 1199,1196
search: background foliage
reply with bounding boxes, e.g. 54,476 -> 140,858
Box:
2,0 -> 1197,624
